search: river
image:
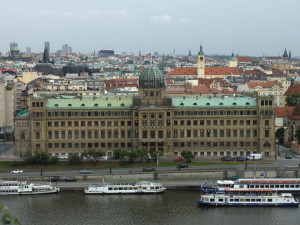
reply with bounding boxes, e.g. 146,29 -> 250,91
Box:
0,190 -> 299,225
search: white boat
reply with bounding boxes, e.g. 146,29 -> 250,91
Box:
215,178 -> 300,194
84,181 -> 166,194
197,188 -> 299,207
0,180 -> 60,195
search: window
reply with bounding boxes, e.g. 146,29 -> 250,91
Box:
265,120 -> 270,126
75,131 -> 79,139
36,132 -> 40,139
265,130 -> 270,138
61,131 -> 65,139
81,131 -> 85,138
180,130 -> 184,138
55,131 -> 59,139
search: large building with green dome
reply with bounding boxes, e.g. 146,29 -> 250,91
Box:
15,66 -> 275,159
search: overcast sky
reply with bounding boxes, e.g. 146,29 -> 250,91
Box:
1,0 -> 299,56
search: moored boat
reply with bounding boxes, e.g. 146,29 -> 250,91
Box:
0,180 -> 60,195
84,181 -> 166,194
215,178 -> 300,194
197,188 -> 299,207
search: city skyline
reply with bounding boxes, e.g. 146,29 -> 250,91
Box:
1,0 -> 299,56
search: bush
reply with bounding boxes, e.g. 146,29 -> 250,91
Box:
68,153 -> 81,165
49,156 -> 59,165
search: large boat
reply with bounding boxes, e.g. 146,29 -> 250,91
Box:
0,180 -> 60,195
197,188 -> 299,207
215,178 -> 300,194
84,181 -> 166,194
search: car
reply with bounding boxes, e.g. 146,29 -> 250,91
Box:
59,155 -> 68,159
98,156 -> 108,160
79,169 -> 92,174
63,177 -> 77,182
173,157 -> 184,162
234,156 -> 246,162
221,156 -> 233,161
176,164 -> 189,169
286,154 -> 292,159
49,176 -> 61,182
10,169 -> 23,174
143,167 -> 156,172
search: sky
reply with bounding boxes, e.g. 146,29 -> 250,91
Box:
1,0 -> 299,56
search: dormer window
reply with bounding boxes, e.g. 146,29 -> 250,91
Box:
107,103 -> 111,107
233,102 -> 237,105
81,104 -> 85,107
206,103 -> 210,105
120,103 -> 125,107
94,104 -> 98,107
54,104 -> 59,107
246,102 -> 250,105
68,104 -> 72,107
219,103 -> 223,105
193,103 -> 197,105
180,103 -> 184,106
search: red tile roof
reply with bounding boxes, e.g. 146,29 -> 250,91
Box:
237,56 -> 252,62
167,67 -> 240,76
290,104 -> 300,120
246,81 -> 282,89
275,106 -> 295,117
284,84 -> 300,96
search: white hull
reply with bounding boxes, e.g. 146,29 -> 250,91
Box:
85,181 -> 166,194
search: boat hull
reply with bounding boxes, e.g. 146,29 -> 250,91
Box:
197,199 -> 299,207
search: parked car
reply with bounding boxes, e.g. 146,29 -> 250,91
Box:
49,176 -> 61,182
10,169 -> 23,174
286,154 -> 292,159
234,156 -> 246,162
221,156 -> 233,161
79,169 -> 92,174
176,164 -> 189,169
98,156 -> 108,160
246,154 -> 262,160
63,177 -> 77,182
173,157 -> 184,162
143,167 -> 156,172
59,155 -> 68,159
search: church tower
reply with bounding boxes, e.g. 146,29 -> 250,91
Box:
188,49 -> 192,61
197,45 -> 205,79
228,52 -> 237,67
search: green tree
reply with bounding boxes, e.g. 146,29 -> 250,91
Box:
181,150 -> 195,163
285,94 -> 300,106
0,202 -> 20,224
114,149 -> 128,160
150,151 -> 163,161
128,151 -> 138,164
23,150 -> 49,165
275,127 -> 285,145
136,148 -> 148,161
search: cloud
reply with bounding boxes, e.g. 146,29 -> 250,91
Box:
150,14 -> 172,23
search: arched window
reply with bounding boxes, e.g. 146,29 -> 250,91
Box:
219,103 -> 223,105
68,104 -> 72,107
54,104 -> 59,107
246,102 -> 250,105
94,104 -> 98,107
107,103 -> 111,107
193,103 -> 197,105
120,103 -> 125,107
206,103 -> 210,105
81,104 -> 85,107
180,103 -> 184,106
233,102 -> 237,105
263,142 -> 271,148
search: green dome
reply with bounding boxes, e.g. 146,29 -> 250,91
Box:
139,66 -> 165,88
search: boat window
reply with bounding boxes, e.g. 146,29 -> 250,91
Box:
256,199 -> 261,202
119,188 -> 123,190
260,185 -> 264,188
230,199 -> 233,202
296,185 -> 300,188
265,185 -> 269,188
270,185 -> 274,188
129,187 -> 132,190
262,199 -> 266,202
219,199 -> 223,202
234,199 -> 239,202
291,185 -> 294,188
108,188 -> 112,190
251,199 -> 255,202
210,199 -> 214,202
246,199 -> 250,202
280,185 -> 284,188
268,199 -> 272,202
255,185 -> 259,188
250,185 -> 254,188
285,185 -> 289,188
275,185 -> 279,188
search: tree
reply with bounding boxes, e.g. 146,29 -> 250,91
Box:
285,94 -> 300,106
150,151 -> 163,161
114,148 -> 128,161
275,128 -> 285,145
128,151 -> 138,164
0,202 -> 20,224
181,150 -> 195,163
136,148 -> 148,161
23,150 -> 49,165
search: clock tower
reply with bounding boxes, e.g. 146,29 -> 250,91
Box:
197,45 -> 205,79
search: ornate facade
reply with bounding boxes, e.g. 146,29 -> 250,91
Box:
15,66 -> 275,158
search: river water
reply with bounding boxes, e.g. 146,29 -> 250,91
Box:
0,190 -> 299,225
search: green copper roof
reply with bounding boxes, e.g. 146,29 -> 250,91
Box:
139,66 -> 165,88
47,96 -> 132,109
198,45 -> 204,55
172,96 -> 257,108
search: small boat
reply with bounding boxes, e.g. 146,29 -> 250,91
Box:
0,180 -> 60,195
197,188 -> 299,207
214,178 -> 300,194
84,181 -> 166,194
